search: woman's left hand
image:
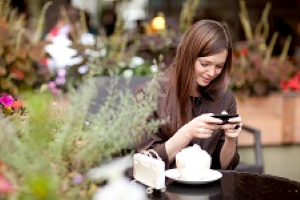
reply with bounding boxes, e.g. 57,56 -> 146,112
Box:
221,116 -> 242,138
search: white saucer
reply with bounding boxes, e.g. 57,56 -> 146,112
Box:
165,168 -> 222,185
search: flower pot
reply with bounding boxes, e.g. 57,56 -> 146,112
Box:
236,92 -> 300,146
252,80 -> 270,96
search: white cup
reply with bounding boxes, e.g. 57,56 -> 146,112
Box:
176,144 -> 211,180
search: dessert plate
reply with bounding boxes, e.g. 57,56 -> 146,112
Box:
165,169 -> 222,185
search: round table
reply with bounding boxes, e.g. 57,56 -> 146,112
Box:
148,171 -> 300,200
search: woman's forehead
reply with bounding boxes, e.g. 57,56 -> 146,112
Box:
198,50 -> 228,63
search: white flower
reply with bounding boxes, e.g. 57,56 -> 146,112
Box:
57,24 -> 71,37
80,33 -> 95,46
93,177 -> 147,200
45,38 -> 79,69
100,48 -> 107,57
78,65 -> 89,74
68,56 -> 83,66
51,35 -> 72,47
85,49 -> 93,55
118,61 -> 127,68
89,156 -> 147,200
57,69 -> 67,77
150,64 -> 158,73
129,57 -> 144,68
123,69 -> 133,78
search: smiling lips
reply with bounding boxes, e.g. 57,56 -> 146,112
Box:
201,77 -> 212,83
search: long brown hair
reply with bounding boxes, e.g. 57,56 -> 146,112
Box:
161,20 -> 233,136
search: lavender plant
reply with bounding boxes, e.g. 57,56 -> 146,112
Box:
0,73 -> 164,199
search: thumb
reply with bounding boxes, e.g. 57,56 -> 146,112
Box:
201,113 -> 214,116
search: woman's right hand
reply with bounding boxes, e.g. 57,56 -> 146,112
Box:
181,113 -> 223,140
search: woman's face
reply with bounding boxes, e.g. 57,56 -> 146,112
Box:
194,49 -> 227,87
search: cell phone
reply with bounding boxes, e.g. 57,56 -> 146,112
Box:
212,114 -> 239,124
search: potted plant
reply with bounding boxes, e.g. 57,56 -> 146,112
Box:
0,1 -> 52,95
230,0 -> 296,98
0,74 -> 164,199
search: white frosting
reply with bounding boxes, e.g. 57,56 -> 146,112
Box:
176,144 -> 211,179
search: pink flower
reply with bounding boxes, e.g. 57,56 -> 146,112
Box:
55,77 -> 66,85
72,173 -> 84,185
0,93 -> 14,107
57,69 -> 66,77
50,87 -> 59,95
41,57 -> 49,66
0,175 -> 14,194
48,81 -> 56,89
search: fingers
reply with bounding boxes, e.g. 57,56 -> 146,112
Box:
196,127 -> 214,138
190,113 -> 240,139
192,114 -> 222,139
221,123 -> 242,130
228,116 -> 242,123
225,131 -> 240,138
198,114 -> 223,125
222,123 -> 242,138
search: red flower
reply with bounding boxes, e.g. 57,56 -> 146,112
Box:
9,66 -> 25,80
280,80 -> 289,92
11,100 -> 24,110
287,76 -> 300,91
280,69 -> 300,92
41,57 -> 49,66
240,48 -> 249,56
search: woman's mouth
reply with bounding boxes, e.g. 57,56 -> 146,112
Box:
201,77 -> 211,83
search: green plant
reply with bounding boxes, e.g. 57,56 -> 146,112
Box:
230,0 -> 296,97
136,0 -> 200,67
0,0 -> 52,95
45,2 -> 155,96
0,74 -> 164,199
180,0 -> 200,32
0,92 -> 26,124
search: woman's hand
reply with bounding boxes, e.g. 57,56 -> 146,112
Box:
181,113 -> 223,140
221,116 -> 242,138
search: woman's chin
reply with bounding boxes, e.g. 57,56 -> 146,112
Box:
198,81 -> 210,87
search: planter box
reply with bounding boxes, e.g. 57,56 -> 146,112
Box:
237,92 -> 300,146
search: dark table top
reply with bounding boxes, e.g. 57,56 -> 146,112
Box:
148,171 -> 300,200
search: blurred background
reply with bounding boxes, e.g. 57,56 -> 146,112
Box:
11,0 -> 300,53
6,0 -> 300,182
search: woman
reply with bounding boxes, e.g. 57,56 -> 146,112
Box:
136,20 -> 242,170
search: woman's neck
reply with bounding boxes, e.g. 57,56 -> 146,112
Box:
191,84 -> 208,97
191,84 -> 200,97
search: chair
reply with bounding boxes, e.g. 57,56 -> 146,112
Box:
236,125 -> 264,174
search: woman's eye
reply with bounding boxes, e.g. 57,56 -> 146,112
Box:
200,62 -> 208,67
216,65 -> 224,69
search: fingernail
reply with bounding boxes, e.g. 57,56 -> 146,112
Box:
233,124 -> 240,129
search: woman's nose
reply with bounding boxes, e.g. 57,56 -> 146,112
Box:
206,66 -> 216,77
